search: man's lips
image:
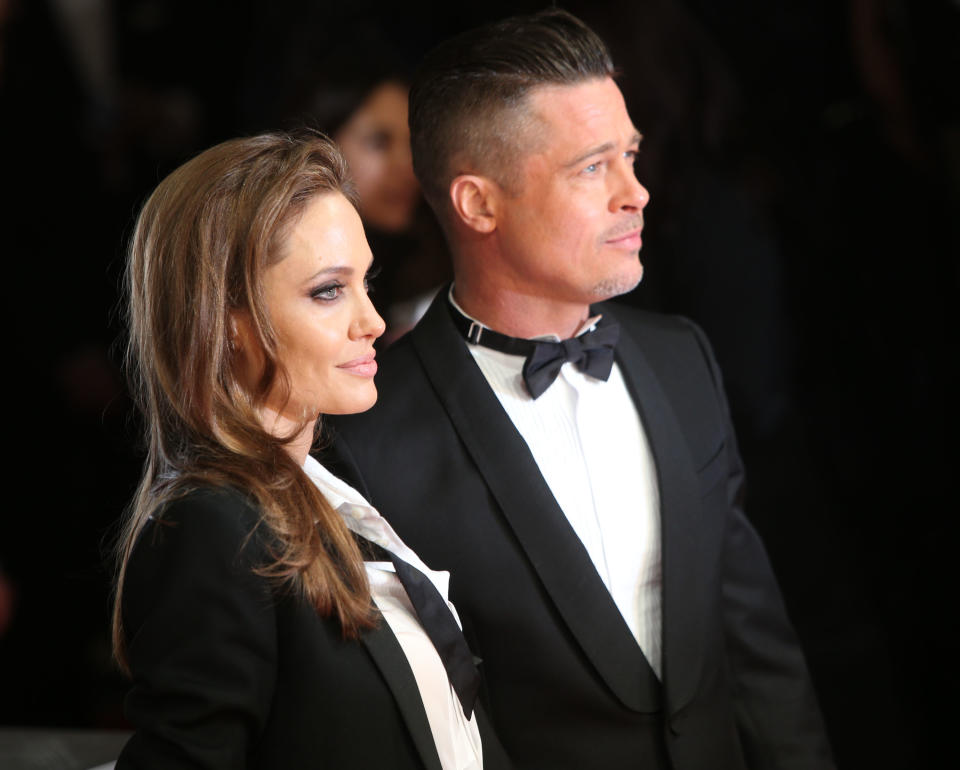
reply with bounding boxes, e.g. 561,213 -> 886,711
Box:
603,215 -> 644,248
605,227 -> 643,249
337,353 -> 378,377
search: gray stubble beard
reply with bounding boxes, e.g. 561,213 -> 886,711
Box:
591,262 -> 644,300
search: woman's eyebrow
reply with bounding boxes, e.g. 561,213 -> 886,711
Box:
305,265 -> 353,282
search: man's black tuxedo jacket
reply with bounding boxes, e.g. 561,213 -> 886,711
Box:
117,486 -> 510,770
327,294 -> 833,770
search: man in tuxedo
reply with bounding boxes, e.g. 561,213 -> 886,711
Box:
327,9 -> 833,769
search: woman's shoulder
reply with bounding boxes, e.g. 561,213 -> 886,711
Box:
152,484 -> 261,528
123,484 -> 274,631
133,484 -> 267,572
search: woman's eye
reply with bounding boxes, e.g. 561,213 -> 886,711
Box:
311,282 -> 343,301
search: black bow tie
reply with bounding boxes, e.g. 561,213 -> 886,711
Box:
447,299 -> 620,399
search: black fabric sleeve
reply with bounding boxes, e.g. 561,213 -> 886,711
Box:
683,318 -> 835,768
117,489 -> 277,769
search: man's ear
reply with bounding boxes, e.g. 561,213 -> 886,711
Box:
449,175 -> 500,234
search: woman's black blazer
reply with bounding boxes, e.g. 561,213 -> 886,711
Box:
117,486 -> 506,769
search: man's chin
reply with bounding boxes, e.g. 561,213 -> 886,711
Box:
590,265 -> 644,301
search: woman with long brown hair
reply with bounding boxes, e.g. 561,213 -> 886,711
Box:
112,130 -> 505,769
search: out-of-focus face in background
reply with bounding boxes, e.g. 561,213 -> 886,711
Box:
336,81 -> 420,233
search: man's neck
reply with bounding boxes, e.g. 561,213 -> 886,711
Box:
452,280 -> 591,340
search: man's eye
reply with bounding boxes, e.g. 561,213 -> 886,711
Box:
583,162 -> 600,174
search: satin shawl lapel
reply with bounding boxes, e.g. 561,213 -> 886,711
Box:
604,306 -> 708,716
410,295 -> 658,712
361,613 -> 443,770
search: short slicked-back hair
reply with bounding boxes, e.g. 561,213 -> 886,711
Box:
409,9 -> 615,214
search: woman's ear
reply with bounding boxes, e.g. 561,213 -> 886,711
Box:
448,175 -> 501,234
229,309 -> 265,387
230,310 -> 252,352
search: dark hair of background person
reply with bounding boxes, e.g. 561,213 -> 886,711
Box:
278,45 -> 408,144
408,8 -> 615,215
114,130 -> 375,670
277,46 -> 420,238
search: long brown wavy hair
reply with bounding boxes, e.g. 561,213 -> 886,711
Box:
113,130 -> 375,671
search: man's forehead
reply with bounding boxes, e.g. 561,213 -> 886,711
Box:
527,78 -> 625,114
525,79 -> 639,152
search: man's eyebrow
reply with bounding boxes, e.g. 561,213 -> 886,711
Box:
565,142 -> 615,168
564,132 -> 643,168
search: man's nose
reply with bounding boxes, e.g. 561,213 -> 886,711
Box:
610,163 -> 650,213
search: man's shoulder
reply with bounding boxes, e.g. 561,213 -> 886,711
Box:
377,327 -> 423,368
599,300 -> 698,337
367,331 -> 433,402
601,301 -> 712,362
375,290 -> 456,367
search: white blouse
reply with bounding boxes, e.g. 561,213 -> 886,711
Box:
303,456 -> 483,770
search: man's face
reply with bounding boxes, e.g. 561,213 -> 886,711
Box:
492,77 -> 649,306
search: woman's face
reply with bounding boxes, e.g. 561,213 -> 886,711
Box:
336,81 -> 420,233
235,192 -> 385,453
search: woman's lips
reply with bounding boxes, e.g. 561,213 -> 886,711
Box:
337,353 -> 378,377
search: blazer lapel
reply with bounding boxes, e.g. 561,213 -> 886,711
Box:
361,613 -> 444,770
605,305 -> 709,716
410,294 -> 659,713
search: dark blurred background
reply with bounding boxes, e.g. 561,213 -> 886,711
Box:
1,1 -> 956,767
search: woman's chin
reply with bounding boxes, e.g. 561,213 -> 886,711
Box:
321,387 -> 379,417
